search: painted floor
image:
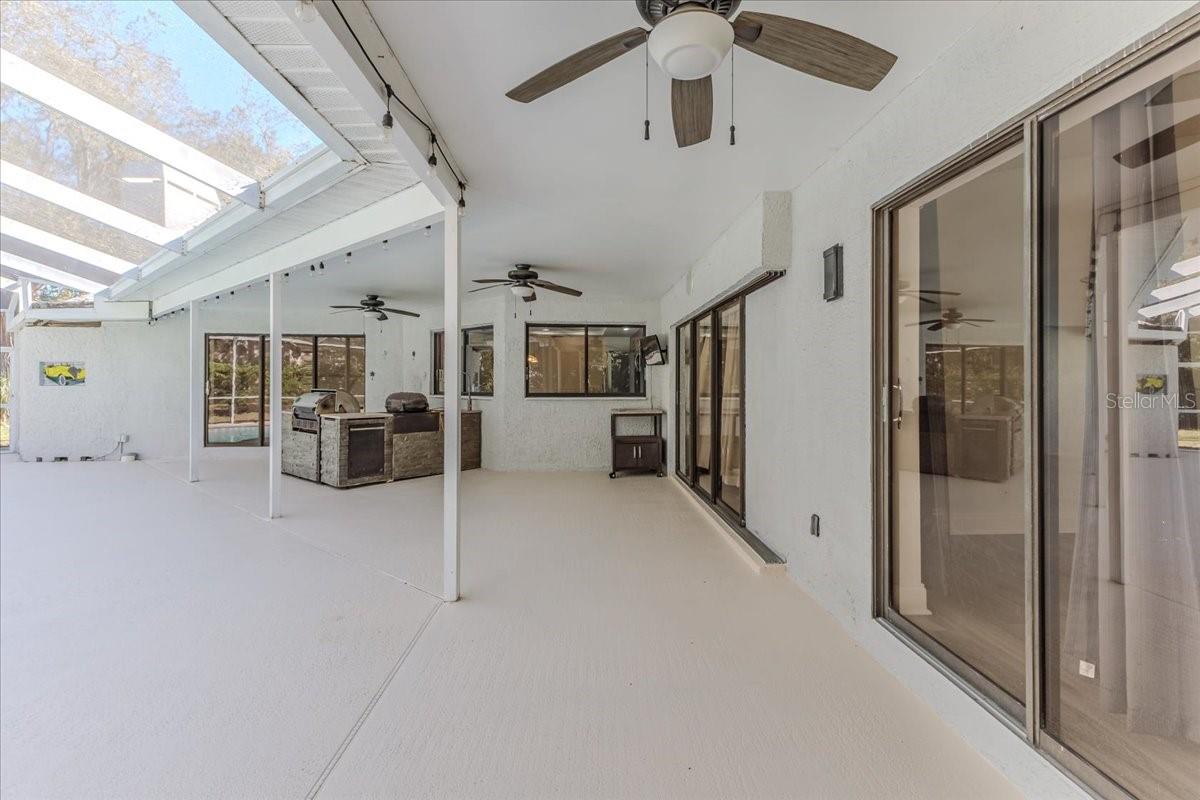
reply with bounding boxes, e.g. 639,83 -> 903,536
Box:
1,454 -> 1022,799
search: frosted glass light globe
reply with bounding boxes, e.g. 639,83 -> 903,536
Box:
647,7 -> 734,81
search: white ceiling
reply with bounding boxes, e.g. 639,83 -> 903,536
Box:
259,1 -> 996,308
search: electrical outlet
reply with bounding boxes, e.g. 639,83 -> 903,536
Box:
810,514 -> 820,537
117,434 -> 130,444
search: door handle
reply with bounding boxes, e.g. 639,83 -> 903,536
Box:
891,382 -> 903,429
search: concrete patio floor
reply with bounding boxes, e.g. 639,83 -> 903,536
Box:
1,454 -> 1021,799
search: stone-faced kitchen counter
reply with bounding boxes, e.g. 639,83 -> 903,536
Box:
320,413 -> 394,488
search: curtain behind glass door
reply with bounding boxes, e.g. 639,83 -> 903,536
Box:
1041,43 -> 1200,800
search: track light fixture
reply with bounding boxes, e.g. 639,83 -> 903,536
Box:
382,239 -> 389,251
424,225 -> 431,238
457,181 -> 466,217
427,133 -> 438,174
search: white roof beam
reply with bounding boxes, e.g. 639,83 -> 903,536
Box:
0,49 -> 260,205
0,161 -> 185,249
108,148 -> 355,299
0,216 -> 134,275
152,181 -> 441,313
176,0 -> 361,164
0,276 -> 15,290
0,250 -> 108,294
288,0 -> 462,208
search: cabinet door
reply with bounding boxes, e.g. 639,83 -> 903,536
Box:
613,441 -> 639,470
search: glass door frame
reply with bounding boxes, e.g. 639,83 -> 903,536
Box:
714,296 -> 746,521
870,16 -> 1200,800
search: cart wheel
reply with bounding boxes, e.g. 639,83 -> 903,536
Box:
609,471 -> 616,479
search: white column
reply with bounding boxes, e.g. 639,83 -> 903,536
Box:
188,299 -> 202,481
18,278 -> 31,313
268,272 -> 282,519
443,210 -> 461,601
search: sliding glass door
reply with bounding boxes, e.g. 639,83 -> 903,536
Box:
695,314 -> 715,498
1041,45 -> 1199,800
676,324 -> 693,482
716,300 -> 744,516
885,140 -> 1029,714
676,296 -> 753,535
875,27 -> 1200,800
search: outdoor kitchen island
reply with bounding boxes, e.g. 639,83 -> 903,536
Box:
282,389 -> 481,488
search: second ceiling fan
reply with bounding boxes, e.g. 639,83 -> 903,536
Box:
506,0 -> 897,147
470,264 -> 583,303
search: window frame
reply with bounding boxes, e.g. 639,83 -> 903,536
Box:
203,332 -> 365,447
524,323 -> 647,398
869,19 -> 1200,800
432,324 -> 494,397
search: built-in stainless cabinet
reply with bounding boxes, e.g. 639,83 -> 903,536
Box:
874,24 -> 1199,800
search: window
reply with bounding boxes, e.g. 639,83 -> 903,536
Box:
205,334 -> 365,446
525,324 -> 645,397
432,325 -> 494,396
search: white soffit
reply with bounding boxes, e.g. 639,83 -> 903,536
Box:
200,0 -> 407,165
0,49 -> 259,204
0,161 -> 184,248
126,163 -> 426,302
0,217 -> 133,276
0,251 -> 108,294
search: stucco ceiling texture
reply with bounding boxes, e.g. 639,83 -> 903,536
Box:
358,0 -> 993,299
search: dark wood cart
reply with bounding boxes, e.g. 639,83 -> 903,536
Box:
610,408 -> 665,478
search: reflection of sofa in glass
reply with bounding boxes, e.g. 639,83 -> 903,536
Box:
918,394 -> 1022,481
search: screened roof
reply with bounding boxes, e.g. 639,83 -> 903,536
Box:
0,0 -> 325,299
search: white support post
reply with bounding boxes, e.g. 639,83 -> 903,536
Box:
17,277 -> 32,313
188,300 -> 202,482
268,272 -> 283,519
443,209 -> 461,601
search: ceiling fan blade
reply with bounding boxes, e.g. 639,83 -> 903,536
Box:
506,28 -> 649,103
330,308 -> 359,314
469,283 -> 509,293
917,296 -> 937,305
380,307 -> 420,318
962,321 -> 981,327
671,76 -> 713,148
915,289 -> 961,296
329,305 -> 363,309
1114,113 -> 1200,168
905,319 -> 943,327
522,291 -> 537,303
529,279 -> 582,297
927,322 -> 944,332
472,278 -> 511,284
961,318 -> 995,323
732,12 -> 896,91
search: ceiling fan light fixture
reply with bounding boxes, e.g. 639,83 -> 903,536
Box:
648,7 -> 733,80
511,284 -> 536,299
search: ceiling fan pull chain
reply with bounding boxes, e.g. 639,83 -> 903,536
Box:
643,43 -> 651,141
729,47 -> 736,146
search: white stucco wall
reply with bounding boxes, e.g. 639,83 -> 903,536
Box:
12,304 -> 369,461
655,3 -> 1195,797
421,291 -> 660,471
